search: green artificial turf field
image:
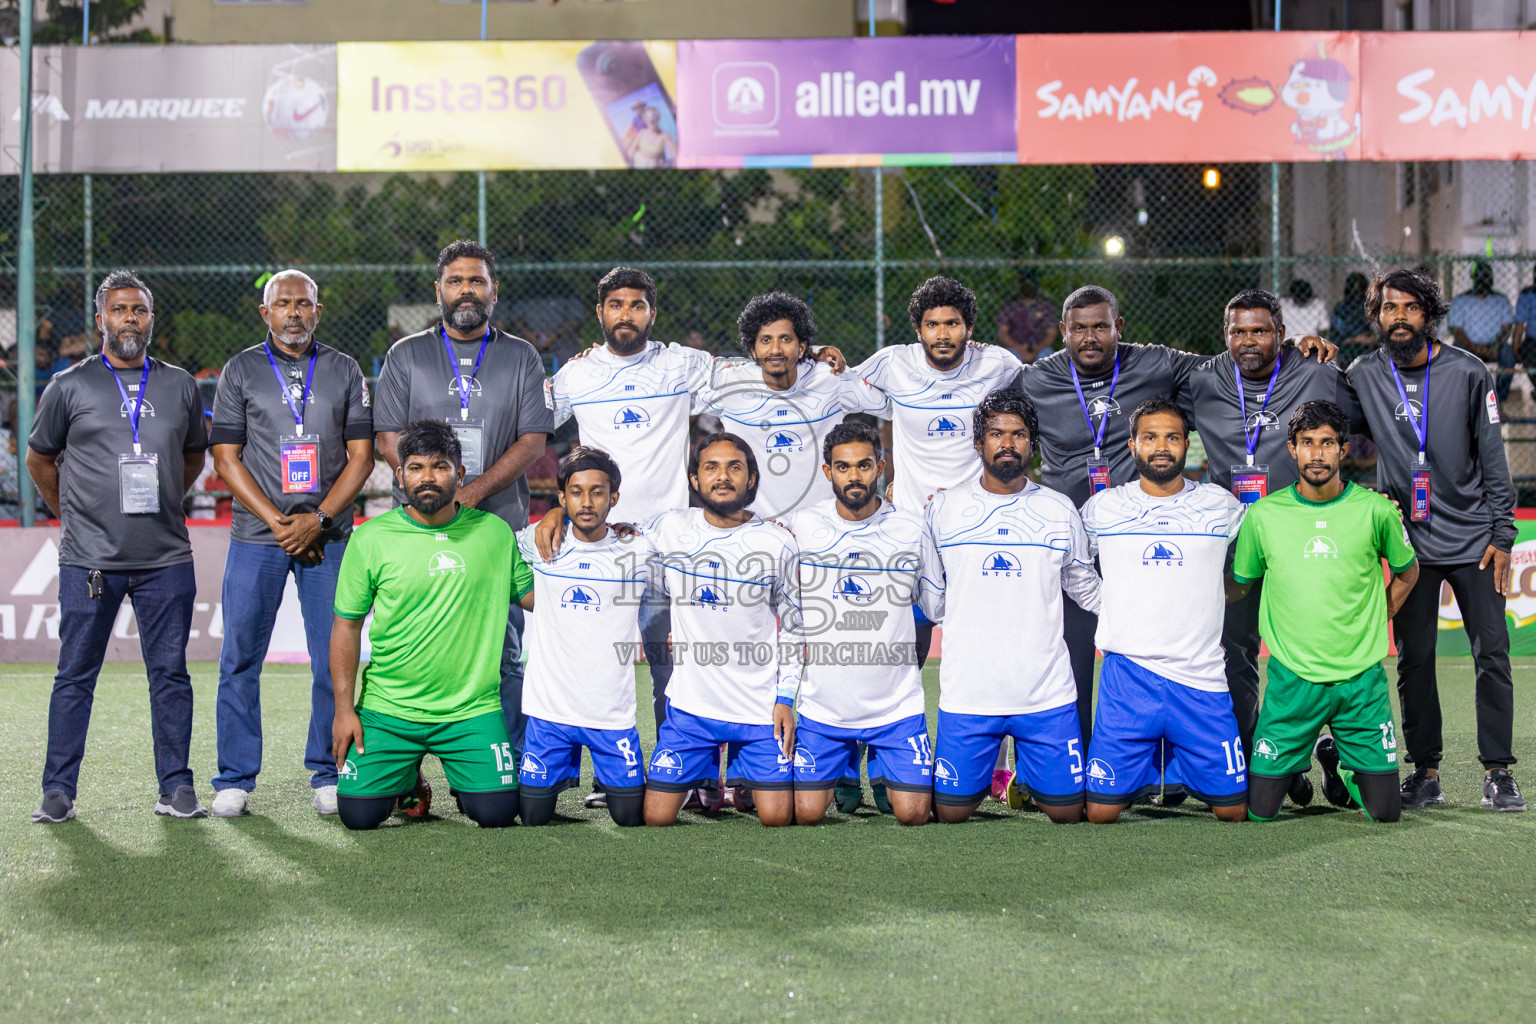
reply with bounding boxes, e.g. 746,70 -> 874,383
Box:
1,659 -> 1532,1023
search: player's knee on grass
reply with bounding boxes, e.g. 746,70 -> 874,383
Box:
337,795 -> 396,831
1086,801 -> 1127,824
1353,774 -> 1401,823
458,791 -> 519,828
607,793 -> 644,828
887,790 -> 931,827
794,789 -> 833,825
935,801 -> 980,824
1040,800 -> 1084,824
1213,803 -> 1248,822
518,792 -> 557,827
753,789 -> 795,827
1246,774 -> 1291,821
644,787 -> 686,826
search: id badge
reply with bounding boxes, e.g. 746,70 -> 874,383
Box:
1411,464 -> 1431,522
1086,457 -> 1111,494
1230,464 -> 1269,505
118,453 -> 161,514
453,418 -> 485,477
279,433 -> 321,494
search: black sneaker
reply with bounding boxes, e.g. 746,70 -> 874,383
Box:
1155,786 -> 1188,808
834,782 -> 864,814
1288,771 -> 1315,808
1313,736 -> 1357,808
154,785 -> 208,819
31,789 -> 75,824
584,780 -> 608,809
1482,769 -> 1527,812
1400,766 -> 1444,809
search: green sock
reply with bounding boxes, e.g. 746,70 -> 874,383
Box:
1338,767 -> 1370,819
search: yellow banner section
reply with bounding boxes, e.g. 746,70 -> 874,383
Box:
337,41 -> 678,171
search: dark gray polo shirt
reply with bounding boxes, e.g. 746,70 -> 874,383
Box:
210,339 -> 373,545
1018,343 -> 1205,507
1349,343 -> 1517,564
373,325 -> 554,529
29,355 -> 207,571
1181,348 -> 1362,492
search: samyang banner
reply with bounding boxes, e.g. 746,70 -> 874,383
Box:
1,44 -> 336,174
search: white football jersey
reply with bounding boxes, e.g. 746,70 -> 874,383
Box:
918,478 -> 1100,716
845,343 -> 1023,512
786,498 -> 926,729
517,526 -> 653,731
1081,478 -> 1245,692
701,359 -> 853,519
546,340 -> 713,522
646,508 -> 803,725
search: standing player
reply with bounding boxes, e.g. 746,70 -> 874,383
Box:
788,421 -> 931,827
1180,288 -> 1359,804
642,433 -> 803,827
516,446 -> 651,828
1348,268 -> 1523,812
1081,397 -> 1248,823
917,389 -> 1100,824
329,420 -> 528,830
702,292 -> 852,518
1234,401 -> 1419,823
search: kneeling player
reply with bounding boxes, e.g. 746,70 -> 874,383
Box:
329,421 -> 529,830
1234,401 -> 1419,822
1081,398 -> 1249,823
918,389 -> 1099,824
643,433 -> 803,827
516,446 -> 650,827
788,422 -> 932,826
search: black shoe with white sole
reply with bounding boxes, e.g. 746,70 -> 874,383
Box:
1400,766 -> 1444,809
1482,769 -> 1527,813
154,785 -> 208,819
31,789 -> 75,824
1313,736 -> 1357,809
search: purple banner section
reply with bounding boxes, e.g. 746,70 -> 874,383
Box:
677,36 -> 1016,165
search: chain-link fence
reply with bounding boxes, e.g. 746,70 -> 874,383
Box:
5,161 -> 1536,511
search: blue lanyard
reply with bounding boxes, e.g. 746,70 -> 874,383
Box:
104,354 -> 150,455
263,338 -> 318,434
1235,351 -> 1282,463
440,325 -> 491,421
1388,344 -> 1432,464
1069,353 -> 1121,457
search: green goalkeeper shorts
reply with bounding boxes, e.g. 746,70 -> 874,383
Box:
1249,659 -> 1400,777
338,709 -> 519,797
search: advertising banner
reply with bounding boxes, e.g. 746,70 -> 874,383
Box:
335,40 -> 678,171
1,44 -> 336,174
1016,32 -> 1363,163
1361,31 -> 1536,160
675,36 -> 1017,167
1436,516 -> 1536,656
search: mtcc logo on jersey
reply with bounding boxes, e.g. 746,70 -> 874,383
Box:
834,574 -> 876,603
119,399 -> 156,418
614,406 -> 651,429
765,430 -> 804,453
1087,758 -> 1116,784
980,550 -> 1021,577
520,753 -> 548,779
651,749 -> 683,774
1245,409 -> 1279,431
793,747 -> 816,771
926,414 -> 966,437
339,759 -> 357,780
690,584 -> 730,609
1253,738 -> 1281,760
560,585 -> 601,611
1141,541 -> 1185,566
1303,536 -> 1339,559
447,374 -> 483,397
1088,396 -> 1121,418
1394,399 -> 1424,421
934,758 -> 959,784
427,550 -> 468,577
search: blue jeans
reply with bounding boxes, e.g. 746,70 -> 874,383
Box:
214,539 -> 345,791
638,581 -> 673,730
44,562 -> 198,800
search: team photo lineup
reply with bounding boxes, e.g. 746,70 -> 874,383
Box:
29,238 -> 1528,831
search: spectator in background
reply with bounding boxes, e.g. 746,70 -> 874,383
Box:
1279,279 -> 1329,339
1448,260 -> 1517,401
0,422 -> 21,520
682,327 -> 714,353
41,283 -> 90,364
505,286 -> 587,372
1331,272 -> 1375,368
996,271 -> 1058,364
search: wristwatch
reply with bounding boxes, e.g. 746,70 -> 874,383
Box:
314,508 -> 333,533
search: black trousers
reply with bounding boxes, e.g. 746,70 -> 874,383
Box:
1062,597 -> 1098,749
1221,578 -> 1264,758
1392,561 -> 1516,770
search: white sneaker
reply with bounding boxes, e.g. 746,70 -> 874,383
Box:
210,789 -> 249,818
313,785 -> 339,816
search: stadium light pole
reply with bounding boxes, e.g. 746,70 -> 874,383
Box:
870,0 -> 884,349
477,0 -> 488,244
17,0 -> 37,526
1269,0 -> 1282,292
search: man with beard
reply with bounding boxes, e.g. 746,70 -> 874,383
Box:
207,270 -> 374,819
1179,288 -> 1360,804
329,420 -> 529,830
1234,401 -> 1418,823
917,388 -> 1100,824
786,421 -> 931,827
27,271 -> 210,823
642,433 -> 803,827
1348,269 -> 1524,812
374,240 -> 553,777
1080,398 -> 1249,823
